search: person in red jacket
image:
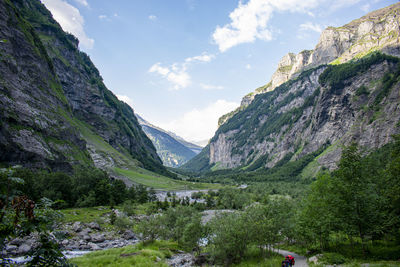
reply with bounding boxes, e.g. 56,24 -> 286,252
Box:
285,255 -> 295,266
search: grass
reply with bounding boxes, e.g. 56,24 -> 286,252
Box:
232,246 -> 284,267
114,167 -> 225,190
58,108 -> 225,191
300,141 -> 339,180
60,206 -> 113,224
58,108 -> 141,169
232,256 -> 282,267
70,240 -> 178,267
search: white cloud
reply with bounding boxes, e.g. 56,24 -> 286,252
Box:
73,0 -> 88,7
116,95 -> 134,107
245,64 -> 252,69
149,63 -> 191,90
41,0 -> 94,49
149,52 -> 214,90
200,83 -> 224,90
185,52 -> 215,63
361,3 -> 371,12
159,100 -> 239,142
212,0 -> 363,52
98,15 -> 107,20
149,15 -> 157,21
299,22 -> 323,33
331,0 -> 361,10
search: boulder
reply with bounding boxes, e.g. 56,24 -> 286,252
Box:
167,253 -> 195,267
308,254 -> 322,264
9,238 -> 24,246
5,245 -> 18,254
88,242 -> 101,250
82,235 -> 91,242
17,244 -> 31,254
90,233 -> 105,243
88,222 -> 101,230
79,228 -> 92,238
122,230 -> 136,240
72,222 -> 83,232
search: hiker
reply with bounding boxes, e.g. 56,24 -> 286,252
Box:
285,255 -> 295,266
281,258 -> 290,267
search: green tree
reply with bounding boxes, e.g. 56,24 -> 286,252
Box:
331,144 -> 381,252
297,172 -> 336,251
384,135 -> 400,242
208,212 -> 252,265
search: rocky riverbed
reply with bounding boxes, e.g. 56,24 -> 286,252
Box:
2,220 -> 139,259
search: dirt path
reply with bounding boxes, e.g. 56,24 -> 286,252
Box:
274,249 -> 308,267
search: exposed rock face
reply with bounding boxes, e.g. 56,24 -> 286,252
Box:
0,0 -> 165,173
240,3 -> 400,107
182,3 -> 400,173
184,55 -> 400,173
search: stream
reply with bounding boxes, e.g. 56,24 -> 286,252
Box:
5,250 -> 92,265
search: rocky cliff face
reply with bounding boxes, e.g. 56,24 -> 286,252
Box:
183,3 -> 400,173
240,3 -> 400,107
137,115 -> 200,167
0,0 -> 165,174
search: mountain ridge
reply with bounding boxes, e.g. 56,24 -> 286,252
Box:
136,115 -> 201,167
183,3 -> 400,174
0,0 -> 168,176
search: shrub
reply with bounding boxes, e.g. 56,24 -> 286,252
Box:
319,253 -> 346,265
114,215 -> 133,230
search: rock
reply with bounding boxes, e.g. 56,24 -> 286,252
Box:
79,244 -> 91,250
122,230 -> 136,240
9,238 -> 24,246
82,235 -> 91,242
17,244 -> 31,254
91,233 -> 105,243
167,253 -> 195,267
88,242 -> 101,250
194,253 -> 210,266
308,254 -> 322,264
5,245 -> 18,254
79,228 -> 92,238
88,222 -> 101,230
72,222 -> 83,232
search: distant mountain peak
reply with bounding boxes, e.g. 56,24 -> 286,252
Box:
137,115 -> 202,167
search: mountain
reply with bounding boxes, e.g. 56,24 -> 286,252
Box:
0,0 -> 168,176
137,115 -> 202,167
183,3 -> 400,174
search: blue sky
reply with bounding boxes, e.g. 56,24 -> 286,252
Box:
41,0 -> 397,145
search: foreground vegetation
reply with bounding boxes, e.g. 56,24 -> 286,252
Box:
2,136 -> 400,266
132,137 -> 400,265
70,240 -> 177,267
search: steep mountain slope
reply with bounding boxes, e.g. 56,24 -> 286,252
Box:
183,3 -> 400,174
0,0 -> 166,175
137,115 -> 200,167
241,2 -> 400,107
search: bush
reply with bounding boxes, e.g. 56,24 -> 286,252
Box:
320,253 -> 346,265
122,200 -> 136,216
208,212 -> 252,265
370,245 -> 400,260
114,215 -> 133,230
